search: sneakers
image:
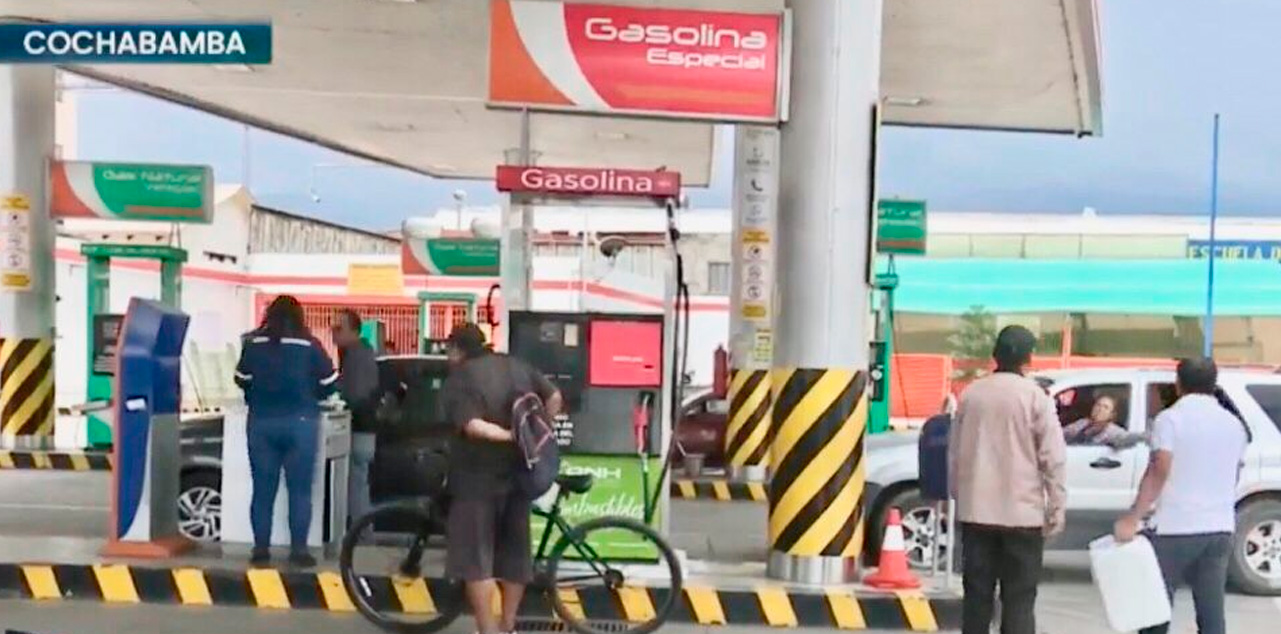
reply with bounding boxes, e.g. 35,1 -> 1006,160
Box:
250,548 -> 271,567
289,551 -> 318,568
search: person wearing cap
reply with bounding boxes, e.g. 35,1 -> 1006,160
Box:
949,325 -> 1067,634
439,323 -> 562,634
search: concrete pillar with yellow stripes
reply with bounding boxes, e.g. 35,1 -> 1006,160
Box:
0,67 -> 57,449
768,0 -> 881,583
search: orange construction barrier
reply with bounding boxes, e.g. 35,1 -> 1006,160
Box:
865,508 -> 922,590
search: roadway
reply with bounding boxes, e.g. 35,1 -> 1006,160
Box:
3,470 -> 1281,632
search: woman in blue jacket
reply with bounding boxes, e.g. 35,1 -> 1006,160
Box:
234,295 -> 338,567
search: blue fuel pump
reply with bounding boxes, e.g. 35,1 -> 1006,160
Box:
101,298 -> 193,558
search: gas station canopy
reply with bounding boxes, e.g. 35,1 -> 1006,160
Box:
2,0 -> 1103,184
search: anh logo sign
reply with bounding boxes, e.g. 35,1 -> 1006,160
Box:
489,0 -> 787,122
496,166 -> 681,198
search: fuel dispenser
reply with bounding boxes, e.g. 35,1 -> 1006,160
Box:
82,243 -> 186,449
508,311 -> 670,559
101,298 -> 192,558
869,270 -> 899,434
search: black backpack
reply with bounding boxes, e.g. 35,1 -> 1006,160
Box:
509,361 -> 560,499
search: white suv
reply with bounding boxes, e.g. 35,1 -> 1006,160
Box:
863,368 -> 1281,596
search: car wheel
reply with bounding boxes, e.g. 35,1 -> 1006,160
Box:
1230,499 -> 1281,595
178,469 -> 222,544
877,487 -> 955,572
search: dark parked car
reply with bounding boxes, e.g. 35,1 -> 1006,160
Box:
175,354 -> 453,543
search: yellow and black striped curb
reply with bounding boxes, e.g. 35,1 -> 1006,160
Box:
0,562 -> 960,631
0,338 -> 54,442
769,368 -> 868,558
0,450 -> 112,471
724,368 -> 772,473
671,479 -> 768,502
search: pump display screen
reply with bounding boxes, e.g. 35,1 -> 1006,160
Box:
589,320 -> 663,387
509,313 -> 588,410
92,313 -> 125,375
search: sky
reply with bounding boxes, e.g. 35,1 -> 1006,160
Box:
68,0 -> 1281,231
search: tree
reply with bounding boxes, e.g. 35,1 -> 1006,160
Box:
948,306 -> 997,381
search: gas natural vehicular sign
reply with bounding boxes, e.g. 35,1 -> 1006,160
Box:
49,160 -> 213,223
495,166 -> 681,198
488,0 -> 787,122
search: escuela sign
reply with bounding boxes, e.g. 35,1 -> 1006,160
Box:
1187,240 -> 1281,261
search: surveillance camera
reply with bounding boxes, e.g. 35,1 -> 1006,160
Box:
452,189 -> 467,203
599,235 -> 628,259
309,190 -> 321,203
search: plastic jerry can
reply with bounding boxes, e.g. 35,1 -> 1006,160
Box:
1088,535 -> 1172,632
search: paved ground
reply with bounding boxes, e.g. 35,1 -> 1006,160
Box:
3,470 -> 1281,632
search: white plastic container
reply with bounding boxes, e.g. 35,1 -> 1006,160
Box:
1088,535 -> 1172,632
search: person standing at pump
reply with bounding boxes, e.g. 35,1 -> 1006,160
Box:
1114,358 -> 1248,634
234,295 -> 339,568
440,323 -> 562,634
949,325 -> 1067,634
331,309 -> 381,524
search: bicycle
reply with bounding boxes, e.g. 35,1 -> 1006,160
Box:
340,473 -> 684,634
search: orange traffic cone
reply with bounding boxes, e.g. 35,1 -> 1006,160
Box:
865,508 -> 922,590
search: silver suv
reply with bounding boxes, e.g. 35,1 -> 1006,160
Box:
863,368 -> 1281,596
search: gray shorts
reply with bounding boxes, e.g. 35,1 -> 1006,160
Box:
446,489 -> 533,583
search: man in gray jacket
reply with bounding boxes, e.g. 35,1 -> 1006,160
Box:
949,325 -> 1067,634
332,310 -> 381,524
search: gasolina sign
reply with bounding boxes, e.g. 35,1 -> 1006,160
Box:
50,160 -> 213,223
488,0 -> 788,122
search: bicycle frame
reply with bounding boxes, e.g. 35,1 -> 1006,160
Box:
531,491 -> 614,586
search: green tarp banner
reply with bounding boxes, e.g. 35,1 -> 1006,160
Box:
884,258 -> 1281,316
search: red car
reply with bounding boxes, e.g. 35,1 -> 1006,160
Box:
674,390 -> 730,469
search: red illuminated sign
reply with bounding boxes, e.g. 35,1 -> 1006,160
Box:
488,0 -> 786,122
495,165 -> 681,198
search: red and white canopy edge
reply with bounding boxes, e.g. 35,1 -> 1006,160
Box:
14,0 -> 1103,182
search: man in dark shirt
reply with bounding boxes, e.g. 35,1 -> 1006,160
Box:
332,310 -> 381,524
441,323 -> 561,634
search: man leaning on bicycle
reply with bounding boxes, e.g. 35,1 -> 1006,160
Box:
439,323 -> 563,634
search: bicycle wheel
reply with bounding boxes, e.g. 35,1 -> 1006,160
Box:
546,516 -> 683,634
339,501 -> 464,633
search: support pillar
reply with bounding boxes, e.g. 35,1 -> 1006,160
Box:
0,67 -> 56,450
499,110 -> 536,348
725,126 -> 780,483
768,0 -> 882,583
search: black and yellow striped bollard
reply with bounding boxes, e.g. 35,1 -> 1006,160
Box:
723,367 -> 772,481
767,368 -> 867,583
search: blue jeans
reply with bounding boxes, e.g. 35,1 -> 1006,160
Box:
247,414 -> 319,552
348,432 -> 377,525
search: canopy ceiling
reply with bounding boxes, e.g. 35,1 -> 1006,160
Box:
1,0 -> 1104,183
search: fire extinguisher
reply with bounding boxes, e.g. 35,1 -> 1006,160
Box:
712,345 -> 729,399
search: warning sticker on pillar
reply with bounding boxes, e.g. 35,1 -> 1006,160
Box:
0,195 -> 32,291
768,368 -> 867,558
0,338 -> 55,441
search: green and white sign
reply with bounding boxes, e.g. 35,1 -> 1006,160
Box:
50,160 -> 213,223
531,455 -> 663,561
876,199 -> 927,256
403,238 -> 501,276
